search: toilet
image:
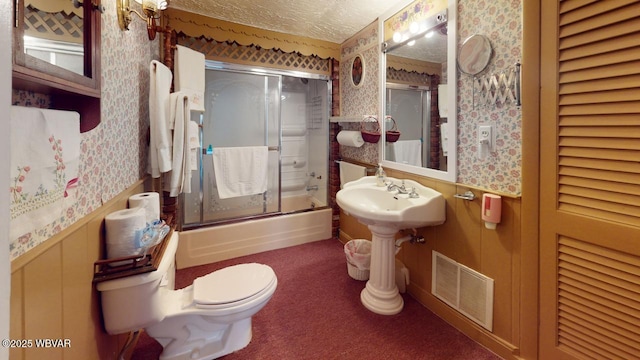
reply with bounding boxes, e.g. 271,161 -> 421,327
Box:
96,231 -> 277,360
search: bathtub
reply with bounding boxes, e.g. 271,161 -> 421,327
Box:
176,195 -> 332,269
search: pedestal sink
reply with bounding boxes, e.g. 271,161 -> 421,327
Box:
336,176 -> 445,315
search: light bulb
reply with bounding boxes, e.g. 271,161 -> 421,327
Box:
409,22 -> 419,34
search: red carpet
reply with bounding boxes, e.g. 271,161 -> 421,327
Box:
132,238 -> 502,359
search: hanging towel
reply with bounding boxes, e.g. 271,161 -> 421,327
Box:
174,45 -> 205,112
9,106 -> 80,241
188,120 -> 200,170
164,92 -> 193,197
392,140 -> 422,167
212,146 -> 269,199
149,60 -> 173,178
338,161 -> 366,189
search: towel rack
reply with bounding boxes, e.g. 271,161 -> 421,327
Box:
202,145 -> 280,155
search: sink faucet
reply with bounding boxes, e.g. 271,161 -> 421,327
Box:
387,180 -> 420,198
387,180 -> 408,194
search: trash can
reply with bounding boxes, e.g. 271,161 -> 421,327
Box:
344,239 -> 372,281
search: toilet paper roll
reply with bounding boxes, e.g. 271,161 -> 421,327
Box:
105,207 -> 147,259
337,130 -> 365,147
129,192 -> 160,223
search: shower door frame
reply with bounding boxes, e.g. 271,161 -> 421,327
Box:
385,83 -> 431,167
182,61 -> 332,230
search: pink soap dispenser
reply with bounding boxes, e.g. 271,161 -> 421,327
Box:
481,193 -> 502,229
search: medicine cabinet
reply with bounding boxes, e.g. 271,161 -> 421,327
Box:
12,0 -> 102,132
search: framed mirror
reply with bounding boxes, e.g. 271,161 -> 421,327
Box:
13,0 -> 101,92
351,54 -> 365,87
379,0 -> 457,182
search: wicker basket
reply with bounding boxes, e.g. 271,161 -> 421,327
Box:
347,261 -> 370,281
360,117 -> 381,143
344,239 -> 371,281
385,116 -> 401,142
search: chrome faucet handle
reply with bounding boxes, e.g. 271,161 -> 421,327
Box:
408,187 -> 419,198
386,181 -> 395,191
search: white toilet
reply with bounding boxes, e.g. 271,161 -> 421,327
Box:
96,231 -> 277,360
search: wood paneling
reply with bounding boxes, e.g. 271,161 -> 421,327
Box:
10,180 -> 146,360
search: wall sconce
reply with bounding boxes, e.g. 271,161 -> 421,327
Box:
117,0 -> 168,40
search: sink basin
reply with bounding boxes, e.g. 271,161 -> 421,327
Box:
337,176 -> 446,315
336,176 -> 445,229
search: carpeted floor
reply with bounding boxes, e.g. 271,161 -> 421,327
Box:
132,238 -> 502,360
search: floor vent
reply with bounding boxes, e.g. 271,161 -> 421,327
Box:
432,251 -> 494,331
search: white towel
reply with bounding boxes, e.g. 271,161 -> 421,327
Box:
149,60 -> 173,178
189,120 -> 200,170
338,161 -> 366,189
392,140 -> 422,167
174,45 -> 205,112
10,106 -> 80,241
164,92 -> 193,197
212,146 -> 269,199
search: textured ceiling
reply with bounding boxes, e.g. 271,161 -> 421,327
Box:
168,0 -> 409,43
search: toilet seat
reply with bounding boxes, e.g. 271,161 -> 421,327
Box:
193,263 -> 276,309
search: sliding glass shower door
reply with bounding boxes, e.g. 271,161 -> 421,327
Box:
183,69 -> 281,225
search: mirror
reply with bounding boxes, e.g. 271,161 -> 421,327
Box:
23,0 -> 85,75
379,0 -> 457,182
458,34 -> 492,75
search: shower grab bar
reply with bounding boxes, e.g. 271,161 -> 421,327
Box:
202,145 -> 280,155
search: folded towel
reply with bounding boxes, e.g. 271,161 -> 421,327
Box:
174,45 -> 205,112
10,106 -> 80,241
392,140 -> 422,167
338,161 -> 366,189
212,146 -> 269,199
149,60 -> 173,178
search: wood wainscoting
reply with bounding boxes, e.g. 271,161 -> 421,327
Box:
338,169 -> 524,360
10,180 -> 147,360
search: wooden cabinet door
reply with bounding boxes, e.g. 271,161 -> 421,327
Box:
539,1 -> 640,359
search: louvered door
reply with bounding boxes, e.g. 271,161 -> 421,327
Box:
539,1 -> 640,359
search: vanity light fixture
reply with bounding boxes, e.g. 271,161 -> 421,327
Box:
388,10 -> 448,50
117,0 -> 168,40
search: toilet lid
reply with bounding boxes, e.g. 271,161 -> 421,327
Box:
193,263 -> 275,305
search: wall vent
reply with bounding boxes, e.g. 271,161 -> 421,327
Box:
432,251 -> 494,331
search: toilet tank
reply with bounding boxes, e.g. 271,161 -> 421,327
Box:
96,231 -> 179,335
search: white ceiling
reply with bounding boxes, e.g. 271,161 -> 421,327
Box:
168,0 -> 410,43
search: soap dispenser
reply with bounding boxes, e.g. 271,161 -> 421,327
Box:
375,163 -> 386,187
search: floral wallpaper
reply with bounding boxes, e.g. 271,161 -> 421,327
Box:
10,2 -> 156,260
339,22 -> 380,165
456,0 -> 522,195
339,0 -> 523,195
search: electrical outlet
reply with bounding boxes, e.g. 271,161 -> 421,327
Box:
479,125 -> 492,143
478,124 -> 494,159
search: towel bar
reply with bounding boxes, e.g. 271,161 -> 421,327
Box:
202,146 -> 280,155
